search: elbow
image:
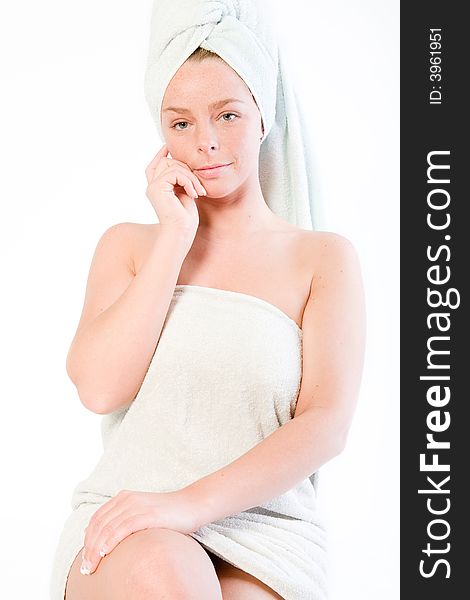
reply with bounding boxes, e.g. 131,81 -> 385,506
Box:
71,376 -> 124,415
334,438 -> 347,457
80,394 -> 113,415
75,385 -> 111,415
333,427 -> 350,456
66,350 -> 128,414
65,346 -> 78,385
78,382 -> 133,414
66,356 -> 102,413
326,407 -> 353,456
323,416 -> 351,458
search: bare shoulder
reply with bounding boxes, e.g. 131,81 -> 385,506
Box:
300,229 -> 357,249
301,230 -> 361,275
101,221 -> 160,274
104,221 -> 159,238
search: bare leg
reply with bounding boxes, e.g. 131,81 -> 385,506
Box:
64,527 -> 223,600
212,555 -> 284,600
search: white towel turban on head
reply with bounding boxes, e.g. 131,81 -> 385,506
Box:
144,0 -> 321,230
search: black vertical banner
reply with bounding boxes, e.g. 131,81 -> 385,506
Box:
401,2 -> 467,598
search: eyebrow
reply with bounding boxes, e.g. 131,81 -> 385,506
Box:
163,98 -> 246,114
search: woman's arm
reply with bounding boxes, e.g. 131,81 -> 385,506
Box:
66,223 -> 192,414
184,233 -> 366,528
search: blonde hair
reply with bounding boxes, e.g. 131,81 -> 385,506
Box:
186,46 -> 224,63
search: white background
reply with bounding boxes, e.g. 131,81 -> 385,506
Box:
0,1 -> 399,598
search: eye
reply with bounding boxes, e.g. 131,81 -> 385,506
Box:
173,121 -> 189,131
172,113 -> 237,131
221,112 -> 237,122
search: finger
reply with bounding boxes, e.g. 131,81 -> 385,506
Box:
144,144 -> 169,184
88,508 -> 130,574
146,144 -> 168,170
87,513 -> 151,575
169,167 -> 201,198
192,171 -> 209,196
166,159 -> 207,196
82,492 -> 127,568
174,166 -> 207,197
153,155 -> 207,196
158,167 -> 201,199
82,504 -> 128,575
188,172 -> 207,197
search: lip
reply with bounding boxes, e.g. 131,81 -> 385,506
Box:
195,163 -> 232,179
196,163 -> 231,170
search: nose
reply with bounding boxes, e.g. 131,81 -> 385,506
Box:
198,140 -> 218,152
196,125 -> 219,153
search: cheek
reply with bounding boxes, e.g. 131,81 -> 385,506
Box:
236,138 -> 259,171
166,137 -> 188,161
231,129 -> 258,164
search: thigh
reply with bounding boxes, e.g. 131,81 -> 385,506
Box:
64,527 -> 223,600
211,555 -> 283,600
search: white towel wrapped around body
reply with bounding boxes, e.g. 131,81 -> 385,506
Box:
49,286 -> 329,599
144,0 -> 322,230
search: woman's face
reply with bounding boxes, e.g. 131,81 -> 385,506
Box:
161,57 -> 264,197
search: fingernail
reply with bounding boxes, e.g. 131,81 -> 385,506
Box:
80,560 -> 91,575
99,546 -> 108,558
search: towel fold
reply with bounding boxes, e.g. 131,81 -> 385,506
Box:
144,0 -> 322,230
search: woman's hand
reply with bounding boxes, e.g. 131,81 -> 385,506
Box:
145,144 -> 207,237
80,488 -> 199,576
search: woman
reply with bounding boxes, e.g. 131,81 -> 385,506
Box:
49,14 -> 365,600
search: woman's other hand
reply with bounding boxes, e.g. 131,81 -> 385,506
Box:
145,144 -> 207,237
79,488 -> 199,576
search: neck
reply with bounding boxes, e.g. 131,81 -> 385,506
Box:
194,180 -> 279,244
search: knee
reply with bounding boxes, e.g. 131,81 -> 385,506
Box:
126,562 -> 187,599
124,529 -> 186,589
122,528 -> 221,599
